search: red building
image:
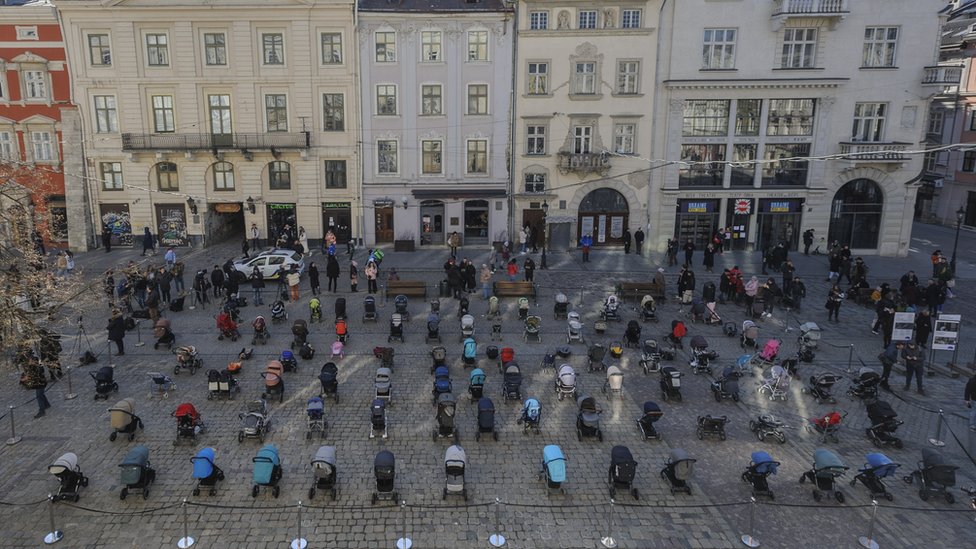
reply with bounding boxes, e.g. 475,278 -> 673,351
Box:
0,0 -> 90,251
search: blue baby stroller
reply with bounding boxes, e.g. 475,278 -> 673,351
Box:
372,450 -> 398,504
432,366 -> 452,405
191,447 -> 225,496
475,397 -> 497,441
306,396 -> 327,439
279,350 -> 298,373
636,401 -> 664,440
462,337 -> 477,368
119,445 -> 155,500
468,368 -> 486,400
742,451 -> 779,500
251,444 -> 282,498
309,445 -> 338,500
426,313 -> 442,344
800,448 -> 848,503
852,453 -> 899,501
540,445 -> 567,495
518,397 -> 541,434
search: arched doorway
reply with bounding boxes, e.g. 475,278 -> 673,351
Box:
578,188 -> 628,246
420,200 -> 445,245
828,179 -> 883,249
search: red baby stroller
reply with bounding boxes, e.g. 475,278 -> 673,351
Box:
217,311 -> 240,341
666,320 -> 687,349
173,402 -> 204,444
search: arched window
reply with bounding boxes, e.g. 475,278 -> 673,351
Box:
155,162 -> 179,191
211,161 -> 235,190
578,187 -> 629,246
268,161 -> 290,190
579,187 -> 628,212
828,179 -> 883,249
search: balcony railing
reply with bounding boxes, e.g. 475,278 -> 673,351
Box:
838,142 -> 908,163
772,0 -> 849,15
922,65 -> 963,86
121,132 -> 310,152
557,152 -> 611,175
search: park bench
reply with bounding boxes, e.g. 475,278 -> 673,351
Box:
615,281 -> 665,300
385,280 -> 427,298
493,281 -> 537,303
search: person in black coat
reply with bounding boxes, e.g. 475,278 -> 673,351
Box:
210,266 -> 225,299
250,267 -> 266,305
141,227 -> 155,256
157,268 -> 172,303
677,265 -> 696,297
107,311 -> 127,355
523,257 -> 536,282
308,263 -> 321,295
622,229 -> 632,254
683,240 -> 695,266
447,264 -> 464,299
923,279 -> 944,316
634,228 -> 645,256
462,259 -> 477,292
915,310 -> 932,348
702,244 -> 715,272
326,255 -> 340,293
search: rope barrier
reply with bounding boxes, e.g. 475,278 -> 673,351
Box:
58,501 -> 181,515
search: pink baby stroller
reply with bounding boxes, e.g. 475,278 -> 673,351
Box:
748,339 -> 780,375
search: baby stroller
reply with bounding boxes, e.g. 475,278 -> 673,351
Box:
524,315 -> 542,342
847,367 -> 881,400
108,398 -> 143,441
748,339 -> 780,373
91,366 -> 119,400
723,322 -> 738,338
468,368 -> 486,400
711,365 -> 741,402
309,297 -> 322,323
803,373 -> 842,404
603,365 -> 624,400
443,445 -> 468,500
661,449 -> 696,495
689,335 -> 716,375
394,294 -> 409,320
459,296 -> 471,318
208,368 -> 239,400
602,294 -> 621,322
540,445 -> 567,495
460,314 -> 475,342
319,362 -> 339,402
636,401 -> 664,440
659,366 -> 683,402
666,320 -> 687,349
517,297 -> 529,320
216,311 -> 240,341
261,360 -> 285,403
369,398 -> 388,439
173,345 -> 202,376
486,296 -> 501,319
190,447 -> 225,496
806,410 -> 846,443
475,397 -> 498,441
740,320 -> 759,349
49,452 -> 88,502
334,297 -> 346,320
363,295 -> 377,322
742,451 -> 779,500
554,293 -> 569,319
608,446 -> 640,499
306,396 -> 327,439
800,448 -> 848,503
375,367 -> 393,402
696,415 -> 730,440
624,320 -> 641,348
904,449 -> 958,503
251,316 -> 270,345
866,399 -> 903,448
555,364 -> 578,401
566,312 -> 585,344
689,299 -> 708,323
251,444 -> 282,498
490,318 -> 503,341
375,346 -> 395,369
502,363 -> 522,401
499,346 -> 516,372
309,445 -> 338,500
118,445 -> 155,500
640,295 -> 657,322
587,343 -> 607,372
153,318 -> 175,350
388,313 -> 404,343
426,313 -> 442,344
576,395 -> 603,441
749,414 -> 787,443
463,337 -> 478,368
430,346 -> 448,373
335,318 -> 348,344
147,372 -> 176,399
372,450 -> 398,504
238,399 -> 270,442
518,397 -> 542,434
434,393 -> 459,443
758,365 -> 791,401
432,366 -> 452,405
640,340 -> 662,375
852,453 -> 899,501
704,302 -> 722,325
279,350 -> 298,373
291,319 -> 308,349
174,402 -> 204,443
797,322 -> 821,362
270,300 -> 287,323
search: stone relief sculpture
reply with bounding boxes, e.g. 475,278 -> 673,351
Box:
604,10 -> 614,29
557,10 -> 570,30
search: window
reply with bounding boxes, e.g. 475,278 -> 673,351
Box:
265,94 -> 288,132
579,10 -> 598,29
268,161 -> 291,190
204,33 -> 227,66
421,85 -> 442,115
375,32 -> 396,62
17,27 -> 38,40
573,62 -> 596,95
88,34 -> 111,66
682,100 -> 729,137
24,71 -> 46,99
527,62 -> 549,95
325,160 -> 347,188
862,27 -> 898,68
679,144 -> 725,187
529,11 -> 549,30
30,132 -> 54,161
101,162 -> 123,190
524,173 -> 546,193
208,94 -> 232,135
970,110 -> 976,131
262,33 -> 284,65
766,99 -> 815,136
963,151 -> 976,172
151,95 -> 175,133
762,143 -> 810,186
422,31 -> 442,62
377,140 -> 398,174
613,123 -> 636,154
781,28 -> 817,68
702,28 -> 736,69
146,33 -> 169,66
621,10 -> 641,28
573,126 -> 592,153
730,144 -> 756,187
467,84 -> 488,115
156,162 -> 179,191
467,140 -> 488,174
526,125 -> 546,155
852,102 -> 886,142
321,33 -> 342,64
468,31 -> 488,61
0,132 -> 12,160
376,85 -> 397,115
212,161 -> 235,190
924,152 -> 938,172
422,140 -> 443,174
735,99 -> 762,136
928,110 -> 945,134
616,61 -> 639,94
322,93 -> 345,131
93,95 -> 118,133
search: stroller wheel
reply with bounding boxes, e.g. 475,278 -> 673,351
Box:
218,335 -> 224,341
713,391 -> 721,402
812,490 -> 821,502
272,486 -> 280,498
919,489 -> 929,501
577,432 -> 582,442
799,474 -> 806,484
946,493 -> 955,504
174,366 -> 181,375
331,488 -> 337,499
475,432 -> 481,442
719,431 -> 727,441
252,485 -> 259,498
209,489 -> 217,496
749,420 -> 757,432
777,433 -> 787,444
109,432 -> 117,442
633,489 -> 640,500
834,492 -> 844,504
371,494 -> 378,505
238,431 -> 244,442
432,430 -> 438,442
696,428 -> 704,440
154,343 -> 159,350
120,488 -> 127,500
849,478 -> 857,487
81,477 -> 89,487
218,471 -> 225,481
609,487 -> 615,498
143,488 -> 150,500
894,439 -> 904,449
598,431 -> 603,442
885,493 -> 893,502
442,488 -> 447,500
128,433 -> 136,442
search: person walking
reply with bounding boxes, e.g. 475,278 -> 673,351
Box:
789,276 -> 806,311
802,228 -> 814,256
242,237 -> 250,259
518,227 -> 527,254
349,260 -> 359,292
164,246 -> 176,267
326,255 -> 340,293
250,267 -> 265,305
307,262 -> 321,295
923,279 -> 944,316
634,228 -> 645,256
141,227 -> 155,256
102,226 -> 112,253
915,309 -> 932,348
210,266 -> 225,300
878,340 -> 903,391
622,228 -> 632,254
287,266 -> 301,301
580,233 -> 592,263
683,239 -> 695,266
965,372 -> 976,431
480,264 -> 492,300
827,251 -> 843,283
524,256 -> 536,282
107,310 -> 126,356
365,260 -> 378,294
250,223 -> 261,250
448,231 -> 461,258
825,284 -> 843,322
902,342 -> 924,394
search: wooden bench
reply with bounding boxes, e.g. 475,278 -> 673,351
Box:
493,281 -> 537,303
385,280 -> 427,298
616,282 -> 664,300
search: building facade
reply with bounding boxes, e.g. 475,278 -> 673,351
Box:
0,0 -> 90,251
56,0 -> 360,249
512,1 -> 663,250
358,0 -> 514,248
651,0 -> 946,256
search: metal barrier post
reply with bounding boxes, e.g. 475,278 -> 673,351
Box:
64,367 -> 77,401
396,500 -> 412,549
6,405 -> 22,445
600,498 -> 617,548
488,497 -> 506,547
847,344 -> 854,374
857,500 -> 880,549
578,286 -> 585,308
177,498 -> 194,548
741,497 -> 760,547
929,409 -> 946,447
290,501 -> 307,549
135,320 -> 145,347
43,495 -> 62,545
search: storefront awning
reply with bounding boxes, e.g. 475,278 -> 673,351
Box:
411,188 -> 506,199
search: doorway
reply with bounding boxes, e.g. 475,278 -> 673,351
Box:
522,208 -> 545,251
463,200 -> 489,245
375,206 -> 394,243
207,203 -> 245,244
577,188 -> 629,246
155,203 -> 188,247
420,200 -> 445,245
322,202 -> 352,245
756,199 -> 803,252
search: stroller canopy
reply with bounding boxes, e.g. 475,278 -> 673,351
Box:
641,295 -> 655,309
478,397 -> 495,413
611,445 -> 635,466
374,450 -> 395,475
461,314 -> 475,328
799,322 -> 821,336
751,451 -> 778,475
504,363 -> 521,377
49,452 -> 79,475
191,447 -> 217,479
445,444 -> 466,466
863,453 -> 899,477
252,445 -> 280,484
643,401 -> 662,415
120,445 -> 150,468
463,338 -> 477,357
577,396 -> 601,419
110,397 -> 135,415
813,448 -> 846,471
434,366 -> 450,379
606,365 -> 623,379
174,402 -> 200,421
292,319 -> 308,334
669,449 -> 696,480
469,368 -> 486,385
543,445 -> 566,482
307,396 -> 324,413
921,448 -> 951,469
320,362 -> 338,380
555,293 -> 568,304
266,360 -> 284,375
437,392 -> 457,410
313,445 -> 337,467
376,367 -> 392,383
432,346 -> 448,360
523,398 -> 541,418
867,400 -> 897,422
96,366 -> 115,382
526,316 -> 541,330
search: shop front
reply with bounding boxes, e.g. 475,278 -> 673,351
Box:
266,203 -> 297,246
155,203 -> 189,247
756,198 -> 803,252
724,198 -> 753,251
420,200 -> 445,245
322,202 -> 352,246
463,199 -> 490,246
674,199 -> 720,248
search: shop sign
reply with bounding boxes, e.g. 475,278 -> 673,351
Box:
759,199 -> 802,213
373,199 -> 395,207
733,198 -> 752,215
268,203 -> 293,210
323,202 -> 350,209
682,201 -> 714,213
610,216 -> 624,238
214,203 -> 241,213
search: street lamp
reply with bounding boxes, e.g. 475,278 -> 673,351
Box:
540,201 -> 550,270
951,206 -> 965,274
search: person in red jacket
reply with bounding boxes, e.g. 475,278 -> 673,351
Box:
506,259 -> 518,281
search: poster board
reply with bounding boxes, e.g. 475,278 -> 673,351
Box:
891,312 -> 916,342
932,314 -> 961,351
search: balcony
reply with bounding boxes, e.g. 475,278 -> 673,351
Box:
922,65 -> 963,87
121,132 -> 310,152
771,0 -> 849,30
557,152 -> 611,176
838,142 -> 909,163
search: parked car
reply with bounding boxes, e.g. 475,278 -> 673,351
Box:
234,249 -> 305,279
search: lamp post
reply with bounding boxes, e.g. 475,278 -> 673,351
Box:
951,206 -> 965,274
540,201 -> 550,270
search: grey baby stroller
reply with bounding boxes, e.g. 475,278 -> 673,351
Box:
710,365 -> 741,402
608,445 -> 639,499
49,452 -> 88,502
554,293 -> 569,320
369,398 -> 388,439
238,399 -> 270,443
797,321 -> 821,362
587,343 -> 607,372
372,450 -> 398,504
309,445 -> 338,500
742,451 -> 779,500
740,320 -> 759,349
852,452 -> 899,501
696,415 -> 729,440
637,401 -> 664,440
659,365 -> 683,402
502,363 -> 522,401
375,367 -> 393,403
460,314 -> 475,342
661,449 -> 696,495
388,313 -> 405,343
433,392 -> 459,443
640,340 -> 661,375
602,295 -> 621,322
800,448 -> 848,503
524,315 -> 542,342
475,397 -> 498,441
118,445 -> 155,500
576,395 -> 603,441
904,448 -> 958,503
426,313 -> 442,344
566,312 -> 585,344
443,445 -> 468,500
640,295 -> 657,322
555,364 -> 578,401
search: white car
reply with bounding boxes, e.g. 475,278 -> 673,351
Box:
234,249 -> 305,279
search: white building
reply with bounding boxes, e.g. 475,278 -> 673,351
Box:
357,0 -> 514,249
56,0 -> 361,249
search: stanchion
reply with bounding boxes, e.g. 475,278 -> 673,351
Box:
290,500 -> 307,549
395,500 -> 412,549
847,344 -> 854,374
6,405 -> 22,445
929,409 -> 946,447
135,320 -> 145,347
177,498 -> 194,548
600,498 -> 617,549
741,497 -> 761,547
578,286 -> 585,308
381,286 -> 387,307
488,497 -> 506,547
43,495 -> 62,544
64,367 -> 77,400
857,500 -> 880,549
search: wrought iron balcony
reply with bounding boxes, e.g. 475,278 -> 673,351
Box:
838,142 -> 908,163
121,132 -> 310,152
772,0 -> 849,29
557,152 -> 611,175
922,65 -> 963,87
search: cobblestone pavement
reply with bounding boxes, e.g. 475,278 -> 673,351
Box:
1,223 -> 975,548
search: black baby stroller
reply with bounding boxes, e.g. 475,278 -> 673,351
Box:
661,449 -> 696,495
866,399 -> 903,448
640,340 -> 661,375
640,295 -> 657,322
433,393 -> 459,443
524,315 -> 542,343
696,415 -> 730,440
475,397 -> 498,441
502,363 -> 522,401
369,398 -> 388,439
667,320 -> 687,349
91,366 -> 119,400
634,401 -> 663,440
430,346 -> 448,373
118,445 -> 155,500
108,398 -> 143,441
334,297 -> 346,320
394,294 -> 409,320
750,414 -> 787,444
587,343 -> 607,372
426,313 -> 442,344
689,335 -> 716,375
190,447 -> 225,497
624,320 -> 641,348
319,362 -> 339,402
270,300 -> 287,323
363,295 -> 377,322
49,452 -> 88,502
290,319 -> 308,350
711,365 -> 740,402
847,367 -> 881,401
306,396 -> 327,439
800,448 -> 848,503
388,313 -> 405,343
689,298 -> 708,323
803,373 -> 842,404
372,450 -> 398,504
904,448 -> 958,503
576,395 -> 603,441
554,293 -> 569,320
659,365 -> 683,402
153,318 -> 175,350
608,445 -> 639,499
742,451 -> 779,500
852,452 -> 899,501
443,445 -> 467,500
309,445 -> 338,500
238,399 -> 270,442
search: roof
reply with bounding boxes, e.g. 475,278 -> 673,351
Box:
358,0 -> 511,12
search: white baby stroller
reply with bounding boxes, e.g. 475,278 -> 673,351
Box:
640,340 -> 661,375
459,314 -> 475,342
759,365 -> 791,401
797,321 -> 821,362
486,296 -> 501,319
443,445 -> 468,501
555,364 -> 578,401
640,295 -> 657,322
375,367 -> 393,403
603,365 -> 624,400
566,312 -> 585,344
517,297 -> 530,320
602,294 -> 621,322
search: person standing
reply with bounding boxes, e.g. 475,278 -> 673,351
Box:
250,222 -> 261,250
790,276 -> 806,311
164,246 -> 176,267
702,244 -> 715,273
141,227 -> 155,256
781,260 -> 795,296
530,225 -> 539,254
242,237 -> 250,259
524,256 -> 536,282
915,309 -> 932,348
580,233 -> 592,263
802,228 -> 814,256
683,239 -> 695,266
172,261 -> 185,294
157,268 -> 172,304
902,342 -> 924,394
145,286 -> 160,321
55,252 -> 68,278
965,372 -> 976,431
326,255 -> 340,293
298,226 -> 309,255
192,269 -> 210,308
349,260 -> 359,292
622,228 -> 632,254
666,237 -> 678,266
23,355 -> 51,418
308,262 -> 321,295
365,260 -> 378,294
480,264 -> 492,300
107,310 -> 126,356
634,228 -> 645,256
784,222 -> 794,251
825,284 -> 843,322
210,266 -> 225,300
448,231 -> 460,258
878,340 -> 903,391
249,267 -> 265,305
102,226 -> 112,253
462,258 -> 477,292
506,258 -> 518,281
287,266 -> 301,301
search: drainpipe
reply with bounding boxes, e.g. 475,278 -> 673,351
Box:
354,0 -> 367,247
647,0 -> 671,243
507,0 -> 518,242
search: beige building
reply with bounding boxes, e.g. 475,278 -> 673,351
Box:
56,0 -> 361,248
